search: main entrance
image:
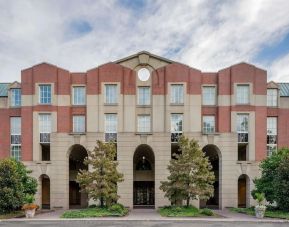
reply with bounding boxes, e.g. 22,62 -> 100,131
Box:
133,144 -> 155,208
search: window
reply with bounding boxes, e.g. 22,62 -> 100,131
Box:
105,84 -> 117,104
237,114 -> 249,143
72,86 -> 86,105
10,117 -> 21,161
39,85 -> 51,104
267,89 -> 278,107
171,84 -> 184,104
171,114 -> 183,142
105,114 -> 117,142
137,115 -> 151,133
10,88 -> 21,107
39,114 -> 51,143
267,117 -> 277,156
138,87 -> 150,105
236,85 -> 249,104
73,116 -> 85,133
203,116 -> 215,134
202,86 -> 216,105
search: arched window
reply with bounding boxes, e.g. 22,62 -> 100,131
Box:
136,157 -> 152,170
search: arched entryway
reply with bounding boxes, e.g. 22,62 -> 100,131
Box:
40,174 -> 50,209
238,174 -> 250,208
133,144 -> 155,208
200,144 -> 221,209
69,144 -> 88,208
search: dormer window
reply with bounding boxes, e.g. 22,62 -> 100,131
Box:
10,88 -> 21,107
267,89 -> 278,107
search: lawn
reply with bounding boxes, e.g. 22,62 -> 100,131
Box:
230,207 -> 289,220
61,205 -> 129,218
159,206 -> 214,217
0,211 -> 24,219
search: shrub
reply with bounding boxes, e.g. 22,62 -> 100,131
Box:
200,208 -> 214,216
108,203 -> 124,213
88,204 -> 97,208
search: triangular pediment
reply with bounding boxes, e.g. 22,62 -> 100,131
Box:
267,81 -> 279,89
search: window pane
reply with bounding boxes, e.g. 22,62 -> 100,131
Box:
171,114 -> 183,132
11,145 -> 21,161
39,114 -> 52,133
138,87 -> 150,105
236,85 -> 249,104
202,87 -> 216,105
105,114 -> 117,133
171,85 -> 184,104
73,116 -> 85,133
137,115 -> 151,132
203,116 -> 215,133
11,89 -> 21,106
267,89 -> 278,107
267,117 -> 277,135
73,87 -> 86,105
237,114 -> 249,132
10,117 -> 21,135
105,85 -> 117,104
39,85 -> 51,104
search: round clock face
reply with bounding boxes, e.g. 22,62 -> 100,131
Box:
137,68 -> 150,81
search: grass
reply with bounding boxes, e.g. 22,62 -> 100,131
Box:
230,207 -> 289,220
61,206 -> 129,218
0,211 -> 24,219
159,206 -> 214,217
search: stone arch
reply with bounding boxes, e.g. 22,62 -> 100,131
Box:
238,174 -> 250,208
39,174 -> 50,209
133,144 -> 155,208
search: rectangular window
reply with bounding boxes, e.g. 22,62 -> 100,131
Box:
137,115 -> 151,133
73,115 -> 85,133
202,86 -> 216,105
237,114 -> 249,143
72,86 -> 86,105
236,85 -> 249,104
138,87 -> 150,105
267,117 -> 277,156
105,84 -> 117,104
10,117 -> 21,161
267,89 -> 278,107
10,88 -> 21,107
171,114 -> 183,142
39,85 -> 52,104
39,114 -> 51,143
105,114 -> 117,142
171,84 -> 184,104
203,116 -> 215,134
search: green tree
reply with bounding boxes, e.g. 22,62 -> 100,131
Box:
252,148 -> 289,207
76,140 -> 124,207
160,136 -> 215,207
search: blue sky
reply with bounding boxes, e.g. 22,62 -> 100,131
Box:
0,0 -> 289,82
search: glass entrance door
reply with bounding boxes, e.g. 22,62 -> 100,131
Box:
133,181 -> 154,206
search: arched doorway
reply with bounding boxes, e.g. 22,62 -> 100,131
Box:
238,174 -> 249,208
69,144 -> 88,208
40,174 -> 50,209
200,144 -> 221,209
133,144 -> 155,208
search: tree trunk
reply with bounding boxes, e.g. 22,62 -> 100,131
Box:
186,197 -> 190,207
100,197 -> 104,207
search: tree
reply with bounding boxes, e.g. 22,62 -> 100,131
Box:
252,148 -> 289,208
76,140 -> 124,207
0,158 -> 37,214
160,136 -> 215,207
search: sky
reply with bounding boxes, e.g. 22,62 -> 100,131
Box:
1,0 -> 289,82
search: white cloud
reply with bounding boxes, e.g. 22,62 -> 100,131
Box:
0,0 -> 289,82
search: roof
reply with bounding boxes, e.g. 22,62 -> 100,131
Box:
0,83 -> 10,97
278,83 -> 289,97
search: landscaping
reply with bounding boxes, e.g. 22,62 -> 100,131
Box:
0,211 -> 24,219
61,204 -> 128,218
230,207 -> 289,220
159,206 -> 214,217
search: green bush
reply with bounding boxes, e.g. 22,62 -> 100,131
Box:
88,204 -> 97,208
24,194 -> 35,204
200,208 -> 213,216
108,203 -> 124,213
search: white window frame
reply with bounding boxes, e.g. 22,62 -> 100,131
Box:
203,116 -> 215,134
267,117 -> 277,156
39,84 -> 52,104
171,114 -> 183,133
137,115 -> 151,133
72,86 -> 86,105
105,114 -> 117,133
170,84 -> 184,104
137,87 -> 151,105
105,84 -> 117,104
236,84 -> 249,104
202,86 -> 216,105
237,114 -> 249,143
267,89 -> 278,107
10,88 -> 21,107
73,115 -> 85,133
39,114 -> 52,143
10,117 -> 21,161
